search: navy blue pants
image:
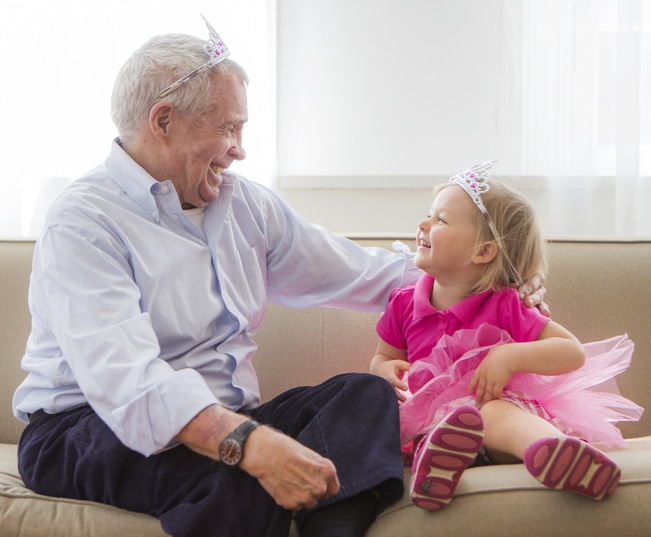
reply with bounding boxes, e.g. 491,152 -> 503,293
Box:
18,373 -> 404,537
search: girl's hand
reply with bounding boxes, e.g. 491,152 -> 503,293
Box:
370,357 -> 411,401
468,345 -> 516,404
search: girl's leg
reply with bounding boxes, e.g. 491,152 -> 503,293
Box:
480,400 -> 621,500
409,404 -> 484,511
480,399 -> 562,462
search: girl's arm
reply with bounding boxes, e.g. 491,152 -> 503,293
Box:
370,340 -> 411,401
469,320 -> 586,404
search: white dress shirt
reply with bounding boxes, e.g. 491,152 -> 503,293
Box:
13,140 -> 420,456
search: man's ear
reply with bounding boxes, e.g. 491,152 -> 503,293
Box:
148,101 -> 175,142
472,241 -> 498,265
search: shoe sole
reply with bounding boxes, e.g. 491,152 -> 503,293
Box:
410,405 -> 484,510
524,436 -> 621,501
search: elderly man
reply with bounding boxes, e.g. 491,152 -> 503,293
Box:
13,19 -> 545,537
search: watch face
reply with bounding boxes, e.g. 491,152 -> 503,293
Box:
220,438 -> 242,466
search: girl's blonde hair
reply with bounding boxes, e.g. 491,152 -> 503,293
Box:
434,180 -> 546,296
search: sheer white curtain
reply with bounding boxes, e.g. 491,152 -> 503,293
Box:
515,0 -> 650,236
0,0 -> 275,236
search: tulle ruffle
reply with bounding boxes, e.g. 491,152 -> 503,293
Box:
399,323 -> 644,449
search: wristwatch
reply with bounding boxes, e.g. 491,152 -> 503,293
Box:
218,419 -> 261,466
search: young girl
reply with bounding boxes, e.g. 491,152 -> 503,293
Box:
370,160 -> 643,511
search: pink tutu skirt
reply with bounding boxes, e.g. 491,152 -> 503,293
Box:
399,323 -> 643,450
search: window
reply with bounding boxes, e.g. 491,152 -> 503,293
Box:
0,0 -> 275,236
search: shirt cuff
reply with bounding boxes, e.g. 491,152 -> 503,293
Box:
108,367 -> 218,456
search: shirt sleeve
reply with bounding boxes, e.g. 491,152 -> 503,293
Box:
496,289 -> 549,342
258,185 -> 421,312
28,223 -> 217,456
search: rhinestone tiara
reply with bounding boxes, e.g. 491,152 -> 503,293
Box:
158,15 -> 231,98
449,160 -> 496,221
449,160 -> 524,286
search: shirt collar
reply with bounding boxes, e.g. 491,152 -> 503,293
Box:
104,139 -> 237,222
105,139 -> 161,218
413,273 -> 493,324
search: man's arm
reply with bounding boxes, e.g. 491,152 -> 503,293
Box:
175,404 -> 340,510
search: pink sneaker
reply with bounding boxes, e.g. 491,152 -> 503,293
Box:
524,436 -> 621,501
410,405 -> 484,510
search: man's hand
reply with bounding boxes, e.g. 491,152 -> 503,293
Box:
241,426 -> 340,510
518,271 -> 550,316
176,404 -> 340,511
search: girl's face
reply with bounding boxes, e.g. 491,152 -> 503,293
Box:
414,185 -> 482,281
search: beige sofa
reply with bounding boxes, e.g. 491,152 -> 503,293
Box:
1,237 -> 650,536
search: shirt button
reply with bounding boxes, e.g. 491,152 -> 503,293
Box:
160,185 -> 170,194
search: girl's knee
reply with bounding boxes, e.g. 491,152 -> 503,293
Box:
478,399 -> 511,421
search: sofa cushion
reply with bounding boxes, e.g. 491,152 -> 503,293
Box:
0,443 -> 166,537
4,437 -> 650,537
365,436 -> 651,537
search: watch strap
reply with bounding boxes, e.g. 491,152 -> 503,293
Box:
230,419 -> 260,443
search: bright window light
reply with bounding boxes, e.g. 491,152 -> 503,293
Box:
0,0 -> 275,236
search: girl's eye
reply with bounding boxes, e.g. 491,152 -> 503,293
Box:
438,217 -> 447,224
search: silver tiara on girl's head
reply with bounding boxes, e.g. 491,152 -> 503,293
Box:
449,160 -> 497,223
159,15 -> 231,98
449,159 -> 525,287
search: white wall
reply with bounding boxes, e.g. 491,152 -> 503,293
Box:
277,177 -> 623,238
276,0 -> 513,177
275,0 -> 513,235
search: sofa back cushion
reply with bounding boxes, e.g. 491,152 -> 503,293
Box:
1,238 -> 650,444
0,240 -> 34,444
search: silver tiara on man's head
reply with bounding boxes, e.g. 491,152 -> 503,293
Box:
201,16 -> 230,65
158,15 -> 231,98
